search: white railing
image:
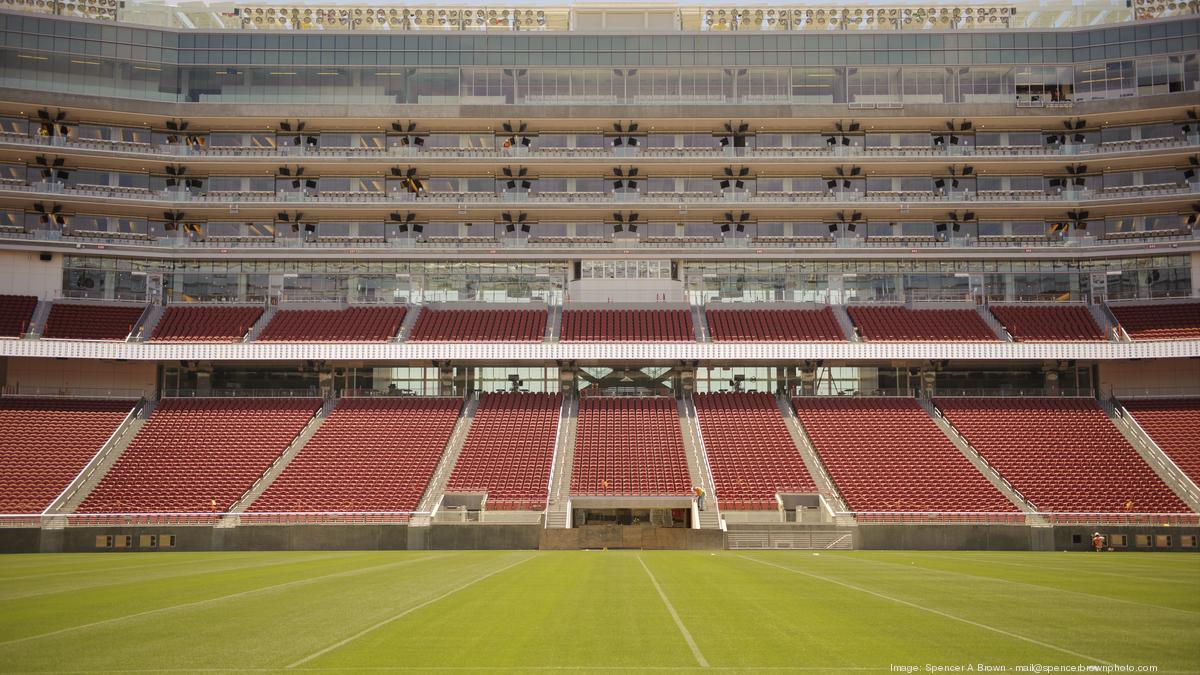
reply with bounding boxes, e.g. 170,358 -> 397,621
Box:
42,399 -> 145,516
1109,386 -> 1200,400
1,385 -> 148,399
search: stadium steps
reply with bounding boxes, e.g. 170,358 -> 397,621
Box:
678,395 -> 721,529
831,305 -> 860,342
418,393 -> 481,516
242,305 -> 279,342
545,303 -> 561,341
545,395 -> 579,528
128,305 -> 166,342
977,306 -> 1014,342
1100,399 -> 1200,512
690,304 -> 710,342
774,394 -> 854,524
395,303 -> 422,342
25,299 -> 52,337
218,398 -> 335,526
1088,303 -> 1121,342
918,398 -> 1045,524
42,398 -> 153,527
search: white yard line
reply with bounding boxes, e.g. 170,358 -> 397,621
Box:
737,554 -> 1116,667
286,554 -> 536,669
636,554 -> 708,669
0,553 -> 449,647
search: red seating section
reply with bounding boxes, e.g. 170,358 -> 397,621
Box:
989,305 -> 1105,342
1111,302 -> 1200,341
0,295 -> 37,338
571,397 -> 691,496
0,398 -> 134,513
409,308 -> 546,342
78,398 -> 320,514
43,303 -> 146,340
150,305 -> 263,342
251,397 -> 461,514
793,397 -> 1016,514
934,397 -> 1188,513
258,306 -> 406,342
706,307 -> 844,342
447,392 -> 562,510
561,309 -> 694,342
1122,398 -> 1200,485
694,393 -> 816,509
848,306 -> 997,342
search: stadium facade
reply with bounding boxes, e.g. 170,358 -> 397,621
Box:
0,0 -> 1197,553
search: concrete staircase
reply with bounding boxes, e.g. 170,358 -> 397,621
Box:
545,303 -> 562,341
42,398 -> 153,527
242,305 -> 279,342
217,397 -> 335,526
917,397 -> 1045,524
690,304 -> 710,342
678,395 -> 721,529
395,303 -> 422,341
1088,303 -> 1122,342
1100,399 -> 1200,511
774,394 -> 855,524
831,305 -> 860,342
977,306 -> 1013,341
24,299 -> 52,337
128,304 -> 166,342
544,395 -> 578,528
415,393 -> 480,516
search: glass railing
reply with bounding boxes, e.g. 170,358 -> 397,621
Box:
7,132 -> 1197,161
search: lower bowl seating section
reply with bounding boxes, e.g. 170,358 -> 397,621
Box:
560,309 -> 694,342
0,294 -> 37,337
409,308 -> 546,342
249,397 -> 461,517
0,398 -> 135,514
42,303 -> 146,340
705,307 -> 844,342
258,306 -> 407,342
1110,302 -> 1200,341
150,305 -> 264,342
1121,398 -> 1200,485
694,392 -> 816,509
447,392 -> 562,510
792,397 -> 1017,520
76,398 -> 320,519
848,306 -> 997,342
989,305 -> 1106,342
570,396 -> 691,496
934,397 -> 1189,517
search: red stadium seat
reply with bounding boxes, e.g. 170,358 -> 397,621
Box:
560,309 -> 694,342
848,306 -> 997,342
1110,302 -> 1200,341
705,307 -> 844,342
258,306 -> 406,342
150,305 -> 263,342
42,303 -> 146,340
409,308 -> 546,342
989,305 -> 1105,342
570,397 -> 691,496
1122,398 -> 1200,485
0,295 -> 38,338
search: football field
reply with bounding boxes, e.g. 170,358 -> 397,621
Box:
0,549 -> 1196,673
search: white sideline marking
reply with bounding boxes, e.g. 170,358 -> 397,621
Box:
835,553 -> 1200,616
915,551 -> 1178,584
0,553 -> 448,647
738,555 -> 1116,667
286,554 -> 536,669
636,554 -> 708,669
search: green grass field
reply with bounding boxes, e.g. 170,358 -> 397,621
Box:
0,550 -> 1196,673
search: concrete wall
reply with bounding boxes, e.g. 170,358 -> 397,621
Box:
5,358 -> 157,396
854,524 -> 1043,551
0,250 -> 63,299
1098,359 -> 1200,395
539,525 -> 724,550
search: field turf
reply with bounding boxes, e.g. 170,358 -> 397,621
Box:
0,550 -> 1196,673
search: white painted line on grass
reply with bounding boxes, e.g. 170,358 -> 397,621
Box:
0,553 -> 449,648
636,554 -> 708,669
835,553 -> 1200,616
287,553 -> 537,669
914,551 -> 1179,584
738,554 -> 1117,668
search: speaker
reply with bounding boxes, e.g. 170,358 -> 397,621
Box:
39,253 -> 52,262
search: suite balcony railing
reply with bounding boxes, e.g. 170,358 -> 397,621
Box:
2,222 -> 1195,251
7,181 -> 1199,207
6,131 -> 1198,162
